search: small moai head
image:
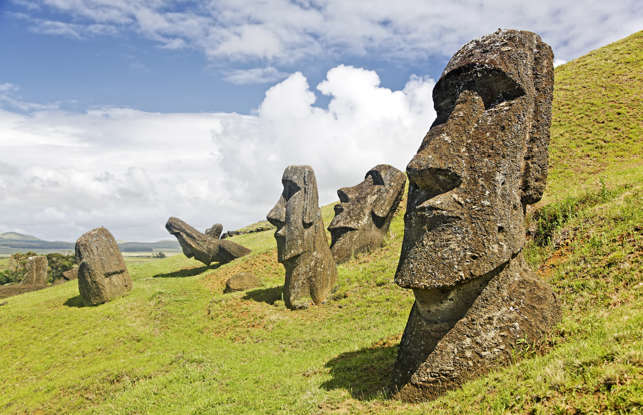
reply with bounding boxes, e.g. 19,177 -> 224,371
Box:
205,223 -> 223,239
395,29 -> 554,290
328,164 -> 406,263
266,165 -> 321,263
165,217 -> 204,260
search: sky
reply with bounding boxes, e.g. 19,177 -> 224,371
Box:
0,1 -> 641,242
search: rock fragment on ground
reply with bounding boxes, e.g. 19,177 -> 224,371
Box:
224,272 -> 263,293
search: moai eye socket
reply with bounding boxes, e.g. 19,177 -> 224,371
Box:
366,170 -> 385,186
282,180 -> 301,201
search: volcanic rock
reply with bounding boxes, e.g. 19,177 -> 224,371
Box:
392,29 -> 561,401
166,217 -> 251,266
224,272 -> 263,293
328,164 -> 406,263
267,165 -> 337,309
21,256 -> 48,286
75,227 -> 132,305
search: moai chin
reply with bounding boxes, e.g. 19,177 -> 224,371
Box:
392,29 -> 561,401
267,165 -> 337,309
328,164 -> 406,263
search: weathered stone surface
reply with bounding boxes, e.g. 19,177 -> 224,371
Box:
166,217 -> 251,266
205,223 -> 223,239
267,165 -> 337,309
328,164 -> 406,263
62,265 -> 79,281
224,272 -> 263,293
76,227 -> 132,305
21,256 -> 48,286
392,29 -> 560,401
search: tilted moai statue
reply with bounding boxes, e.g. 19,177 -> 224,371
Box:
328,164 -> 406,263
392,29 -> 561,401
76,227 -> 132,305
166,217 -> 250,266
267,165 -> 337,309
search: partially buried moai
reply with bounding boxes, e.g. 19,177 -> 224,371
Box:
21,256 -> 48,287
165,217 -> 250,266
76,227 -> 132,305
328,164 -> 406,263
392,29 -> 561,401
267,165 -> 337,309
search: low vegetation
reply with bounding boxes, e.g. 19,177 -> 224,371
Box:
0,32 -> 640,414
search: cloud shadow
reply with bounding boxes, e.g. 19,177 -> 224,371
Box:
321,344 -> 398,401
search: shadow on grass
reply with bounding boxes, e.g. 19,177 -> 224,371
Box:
63,295 -> 87,308
153,263 -> 220,278
243,286 -> 283,305
321,344 -> 398,401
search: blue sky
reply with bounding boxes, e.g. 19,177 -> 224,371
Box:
0,1 -> 641,241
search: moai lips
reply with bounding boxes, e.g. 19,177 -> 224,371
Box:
267,165 -> 337,309
392,29 -> 561,401
328,164 -> 406,263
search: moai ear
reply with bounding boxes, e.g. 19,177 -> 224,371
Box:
521,37 -> 554,205
302,167 -> 319,226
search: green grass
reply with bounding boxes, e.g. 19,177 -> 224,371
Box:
0,32 -> 641,414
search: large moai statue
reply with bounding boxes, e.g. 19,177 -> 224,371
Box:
76,227 -> 132,305
328,164 -> 406,263
392,29 -> 561,401
21,256 -> 48,286
267,165 -> 337,309
166,217 -> 251,266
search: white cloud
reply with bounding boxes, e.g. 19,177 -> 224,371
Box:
0,67 -> 435,241
554,59 -> 567,67
14,1 -> 643,65
0,83 -> 60,112
224,66 -> 289,85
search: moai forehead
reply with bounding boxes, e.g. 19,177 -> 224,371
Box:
395,29 -> 554,289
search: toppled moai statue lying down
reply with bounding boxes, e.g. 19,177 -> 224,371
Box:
391,29 -> 561,401
165,217 -> 251,266
328,164 -> 406,263
267,165 -> 337,309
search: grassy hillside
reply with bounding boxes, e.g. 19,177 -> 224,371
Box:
0,33 -> 641,414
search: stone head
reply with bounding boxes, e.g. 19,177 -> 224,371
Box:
395,29 -> 554,289
165,216 -> 202,259
328,164 -> 406,262
267,165 -> 320,262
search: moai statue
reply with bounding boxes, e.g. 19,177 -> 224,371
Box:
166,217 -> 250,266
267,165 -> 337,309
76,227 -> 132,305
205,223 -> 223,239
21,256 -> 48,286
328,164 -> 406,263
392,29 -> 561,401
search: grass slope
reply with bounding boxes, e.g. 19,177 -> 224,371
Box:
1,33 -> 641,414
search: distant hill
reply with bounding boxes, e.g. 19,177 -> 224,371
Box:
0,232 -> 40,241
0,233 -> 180,254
